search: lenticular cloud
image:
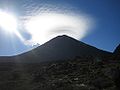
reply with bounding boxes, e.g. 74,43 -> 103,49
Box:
19,0 -> 94,45
25,13 -> 93,45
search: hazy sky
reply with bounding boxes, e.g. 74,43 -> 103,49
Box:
0,0 -> 120,56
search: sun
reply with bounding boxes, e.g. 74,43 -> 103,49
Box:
0,10 -> 17,33
0,10 -> 25,42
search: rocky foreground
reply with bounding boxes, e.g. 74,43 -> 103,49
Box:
0,57 -> 120,90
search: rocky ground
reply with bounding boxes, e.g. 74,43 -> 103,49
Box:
0,57 -> 120,90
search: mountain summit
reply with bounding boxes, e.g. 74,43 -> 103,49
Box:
0,35 -> 112,63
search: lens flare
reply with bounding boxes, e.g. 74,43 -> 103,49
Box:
0,10 -> 17,33
0,10 -> 25,42
25,13 -> 93,45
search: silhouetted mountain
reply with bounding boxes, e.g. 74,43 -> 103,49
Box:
0,35 -> 120,90
0,35 -> 112,63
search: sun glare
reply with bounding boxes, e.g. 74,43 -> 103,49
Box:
0,10 -> 25,42
0,10 -> 17,33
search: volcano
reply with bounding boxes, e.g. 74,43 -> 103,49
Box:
0,35 -> 112,63
0,35 -> 119,90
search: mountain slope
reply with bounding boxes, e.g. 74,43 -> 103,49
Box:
0,35 -> 112,63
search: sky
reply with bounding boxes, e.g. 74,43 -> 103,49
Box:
0,0 -> 120,56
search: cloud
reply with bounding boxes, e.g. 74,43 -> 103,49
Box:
24,13 -> 94,45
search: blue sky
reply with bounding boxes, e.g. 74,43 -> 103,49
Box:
0,0 -> 120,56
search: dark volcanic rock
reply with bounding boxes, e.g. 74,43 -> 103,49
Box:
0,57 -> 119,90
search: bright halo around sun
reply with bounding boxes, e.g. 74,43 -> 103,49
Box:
0,10 -> 17,33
